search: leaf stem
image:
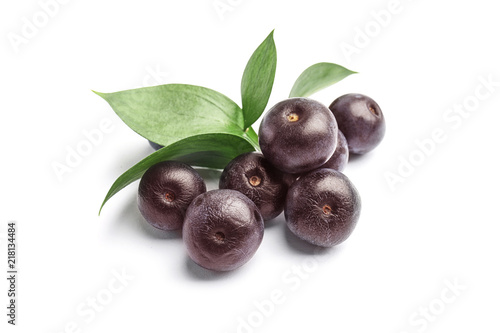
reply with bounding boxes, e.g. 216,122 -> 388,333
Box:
244,126 -> 260,151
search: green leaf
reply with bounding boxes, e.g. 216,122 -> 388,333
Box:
289,62 -> 357,98
244,126 -> 259,150
99,133 -> 256,214
94,84 -> 246,147
241,30 -> 277,129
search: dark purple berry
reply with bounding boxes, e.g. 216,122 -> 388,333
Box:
183,189 -> 264,271
282,172 -> 298,187
285,168 -> 361,247
138,161 -> 206,231
219,152 -> 288,221
329,93 -> 385,154
259,98 -> 338,174
317,130 -> 349,172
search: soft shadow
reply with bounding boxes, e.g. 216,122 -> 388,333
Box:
347,152 -> 364,163
184,255 -> 238,281
116,192 -> 181,240
284,226 -> 332,256
347,151 -> 375,165
194,168 -> 222,183
264,212 -> 286,229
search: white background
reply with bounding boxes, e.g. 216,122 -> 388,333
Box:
1,0 -> 500,332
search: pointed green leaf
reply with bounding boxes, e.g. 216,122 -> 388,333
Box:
99,133 -> 256,214
94,84 -> 245,147
289,62 -> 357,98
241,30 -> 277,129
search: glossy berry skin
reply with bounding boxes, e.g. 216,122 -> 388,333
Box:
316,130 -> 349,172
259,98 -> 338,174
329,93 -> 385,154
183,189 -> 264,271
219,152 -> 288,221
138,161 -> 206,231
285,168 -> 361,247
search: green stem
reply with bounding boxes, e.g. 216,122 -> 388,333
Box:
244,126 -> 260,151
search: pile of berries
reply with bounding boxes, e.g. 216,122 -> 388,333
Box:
138,94 -> 385,271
